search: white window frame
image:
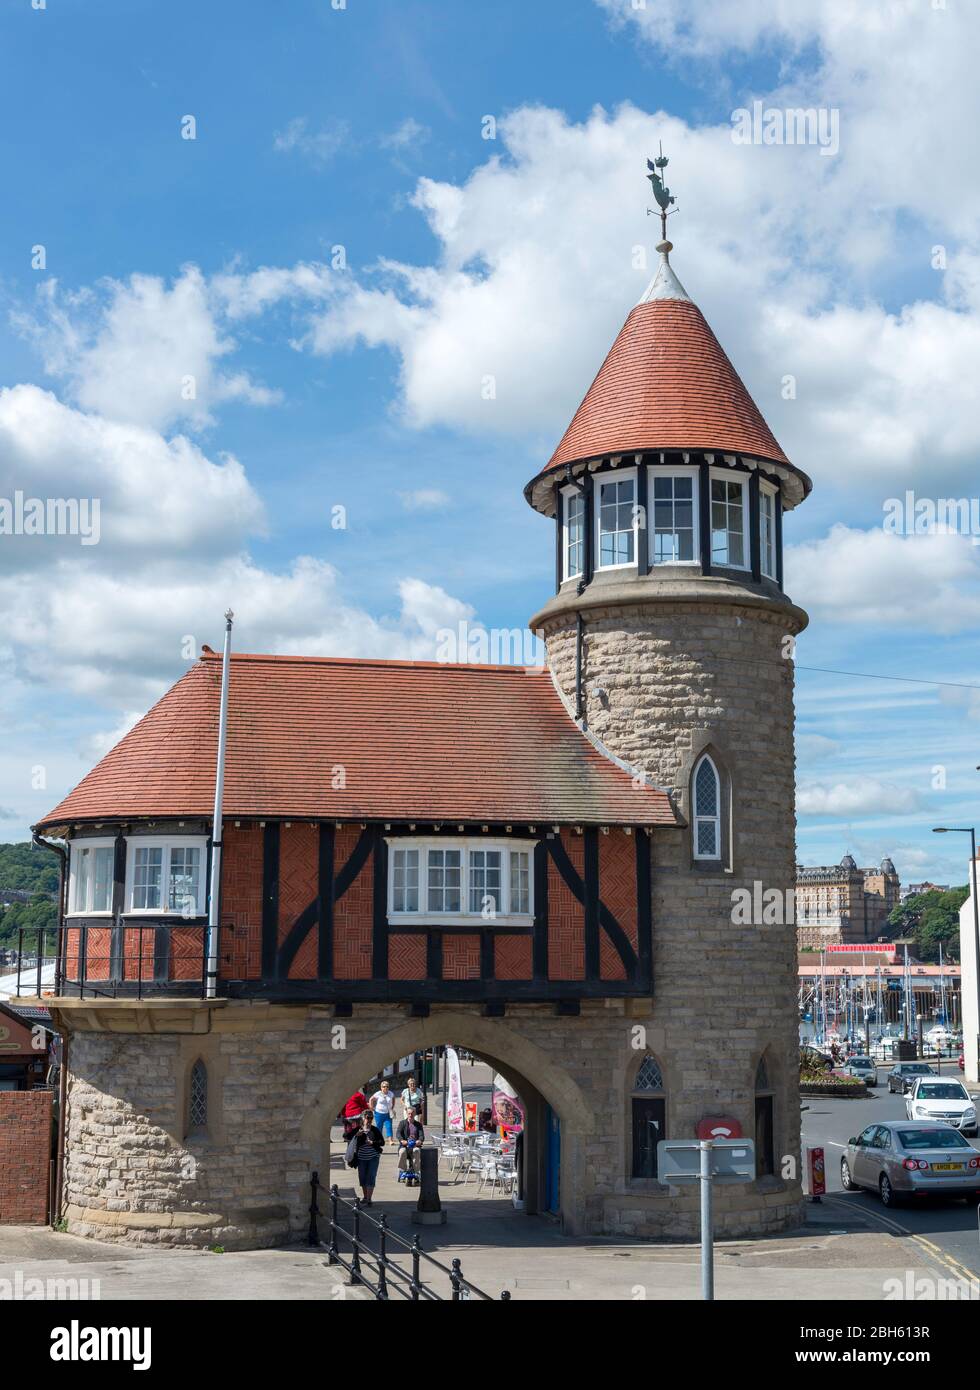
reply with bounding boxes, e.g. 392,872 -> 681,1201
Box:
124,835 -> 208,917
692,755 -> 722,862
385,837 -> 535,927
67,837 -> 116,917
647,464 -> 700,566
561,484 -> 586,581
595,467 -> 638,571
759,480 -> 778,580
708,468 -> 749,571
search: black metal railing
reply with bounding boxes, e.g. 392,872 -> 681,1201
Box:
308,1172 -> 511,1301
12,920 -> 221,1002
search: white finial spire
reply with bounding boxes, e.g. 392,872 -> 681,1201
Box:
638,239 -> 691,304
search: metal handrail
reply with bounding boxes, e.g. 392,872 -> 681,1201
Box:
12,919 -> 222,1002
308,1171 -> 511,1301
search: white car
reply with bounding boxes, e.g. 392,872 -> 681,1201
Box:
905,1077 -> 978,1136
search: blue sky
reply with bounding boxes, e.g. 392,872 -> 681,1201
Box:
1,0 -> 979,887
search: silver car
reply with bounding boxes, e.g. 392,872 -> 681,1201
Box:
841,1121 -> 980,1207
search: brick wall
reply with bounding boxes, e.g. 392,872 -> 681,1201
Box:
0,1090 -> 52,1225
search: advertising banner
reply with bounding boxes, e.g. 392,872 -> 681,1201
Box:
445,1046 -> 464,1132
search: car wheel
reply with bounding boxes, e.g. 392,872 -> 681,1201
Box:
879,1173 -> 900,1207
840,1158 -> 854,1191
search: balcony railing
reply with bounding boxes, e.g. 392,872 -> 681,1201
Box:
11,921 -> 220,1002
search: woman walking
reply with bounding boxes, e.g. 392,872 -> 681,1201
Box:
401,1074 -> 424,1123
348,1110 -> 384,1206
369,1079 -> 396,1143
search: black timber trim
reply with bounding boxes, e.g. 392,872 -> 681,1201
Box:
532,841 -> 549,980
317,824 -> 335,979
388,925 -> 532,936
583,473 -> 594,585
277,900 -> 318,979
546,837 -> 638,978
554,488 -> 563,592
698,460 -> 712,575
261,822 -> 280,980
276,825 -> 371,978
221,977 -> 645,1002
335,828 -> 373,898
636,459 -> 649,575
584,827 -> 600,978
426,930 -> 442,980
110,832 -> 126,984
749,468 -> 762,581
480,924 -> 494,979
372,827 -> 388,978
775,489 -> 784,588
635,828 -> 652,988
153,923 -> 171,983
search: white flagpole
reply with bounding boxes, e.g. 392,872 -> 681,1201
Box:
206,610 -> 233,1000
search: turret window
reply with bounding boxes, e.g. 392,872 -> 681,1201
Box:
710,472 -> 748,569
562,486 -> 585,580
596,472 -> 637,569
693,755 -> 721,860
651,467 -> 698,564
760,483 -> 777,579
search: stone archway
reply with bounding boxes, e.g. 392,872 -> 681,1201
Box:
299,1011 -> 595,1235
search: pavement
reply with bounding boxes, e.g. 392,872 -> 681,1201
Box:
1,1058 -> 976,1301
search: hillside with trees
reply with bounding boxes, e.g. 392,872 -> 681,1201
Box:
886,886 -> 968,963
0,841 -> 61,950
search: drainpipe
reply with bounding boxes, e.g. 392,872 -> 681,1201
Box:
32,829 -> 68,1225
206,610 -> 234,1000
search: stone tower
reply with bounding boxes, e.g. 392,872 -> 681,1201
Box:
526,230 -> 813,1233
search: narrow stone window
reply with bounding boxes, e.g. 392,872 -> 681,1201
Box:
189,1059 -> 208,1133
755,1053 -> 775,1177
631,1056 -> 666,1179
692,754 -> 722,860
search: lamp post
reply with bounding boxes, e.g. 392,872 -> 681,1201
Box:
932,826 -> 980,1077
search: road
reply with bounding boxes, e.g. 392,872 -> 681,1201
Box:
802,1077 -> 980,1282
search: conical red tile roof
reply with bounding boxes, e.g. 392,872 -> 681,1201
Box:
37,653 -> 677,830
544,296 -> 788,473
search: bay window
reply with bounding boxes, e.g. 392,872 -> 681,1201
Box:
596,472 -> 636,569
125,837 -> 206,915
68,839 -> 115,915
710,472 -> 748,569
386,838 -> 535,924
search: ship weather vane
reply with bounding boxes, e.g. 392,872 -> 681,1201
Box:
646,142 -> 677,242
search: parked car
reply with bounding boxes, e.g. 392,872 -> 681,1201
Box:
800,1044 -> 833,1072
905,1078 -> 978,1136
886,1062 -> 937,1094
840,1056 -> 878,1087
840,1122 -> 980,1207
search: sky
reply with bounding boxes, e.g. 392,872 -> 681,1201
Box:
1,0 -> 978,886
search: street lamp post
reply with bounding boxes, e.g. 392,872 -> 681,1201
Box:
932,826 -> 980,1076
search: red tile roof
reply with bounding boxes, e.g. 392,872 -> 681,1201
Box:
37,653 -> 678,829
544,298 -> 789,473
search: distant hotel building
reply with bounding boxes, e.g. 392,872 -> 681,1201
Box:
900,881 -> 949,902
796,855 -> 901,950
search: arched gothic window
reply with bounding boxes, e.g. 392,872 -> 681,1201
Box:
631,1056 -> 666,1180
189,1059 -> 208,1133
692,754 -> 721,860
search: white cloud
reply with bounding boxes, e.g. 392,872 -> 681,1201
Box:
797,778 -> 922,817
380,118 -> 430,151
15,269 -> 280,431
786,525 -> 980,632
0,384 -> 264,562
397,488 -> 450,512
797,733 -> 842,760
273,116 -> 349,166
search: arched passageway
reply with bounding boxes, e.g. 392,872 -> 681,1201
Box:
300,1012 -> 595,1235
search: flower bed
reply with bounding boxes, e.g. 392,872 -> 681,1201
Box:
800,1076 -> 868,1098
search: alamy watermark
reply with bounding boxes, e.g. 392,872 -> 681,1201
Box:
731,101 -> 839,157
0,491 -> 100,545
1,1270 -> 101,1300
883,490 -> 980,545
435,622 -> 545,667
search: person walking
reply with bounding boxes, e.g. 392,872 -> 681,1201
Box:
369,1080 -> 396,1144
401,1074 -> 424,1123
339,1089 -> 369,1142
396,1108 -> 425,1184
348,1110 -> 384,1206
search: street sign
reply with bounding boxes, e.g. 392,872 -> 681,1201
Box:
654,1138 -> 758,1303
657,1138 -> 756,1185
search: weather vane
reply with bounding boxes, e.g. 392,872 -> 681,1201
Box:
646,142 -> 676,242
